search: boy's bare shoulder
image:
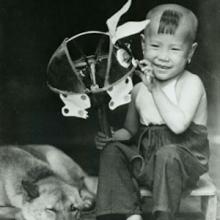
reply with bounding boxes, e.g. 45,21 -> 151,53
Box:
133,82 -> 144,92
132,82 -> 144,97
181,71 -> 204,88
183,70 -> 202,81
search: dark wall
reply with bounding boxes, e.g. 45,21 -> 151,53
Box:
0,0 -> 219,172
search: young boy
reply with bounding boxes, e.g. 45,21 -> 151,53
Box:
95,4 -> 209,220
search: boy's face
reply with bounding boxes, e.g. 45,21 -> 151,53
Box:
143,25 -> 197,81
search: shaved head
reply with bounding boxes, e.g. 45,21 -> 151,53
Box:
146,4 -> 198,43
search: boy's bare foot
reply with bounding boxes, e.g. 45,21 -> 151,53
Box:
126,214 -> 143,220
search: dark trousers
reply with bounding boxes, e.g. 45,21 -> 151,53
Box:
96,124 -> 209,219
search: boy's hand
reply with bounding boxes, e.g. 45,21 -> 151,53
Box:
137,59 -> 157,92
94,131 -> 113,150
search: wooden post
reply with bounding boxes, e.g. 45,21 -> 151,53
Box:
97,103 -> 112,137
91,93 -> 112,138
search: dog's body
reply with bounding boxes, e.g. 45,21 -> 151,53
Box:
0,145 -> 97,220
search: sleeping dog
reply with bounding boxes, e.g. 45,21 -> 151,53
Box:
0,145 -> 98,220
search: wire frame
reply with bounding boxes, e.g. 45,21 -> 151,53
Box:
47,31 -> 136,95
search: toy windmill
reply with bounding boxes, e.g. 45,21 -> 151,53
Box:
47,0 -> 150,137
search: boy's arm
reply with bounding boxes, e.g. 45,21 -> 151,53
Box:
113,86 -> 140,140
95,86 -> 140,149
151,74 -> 205,134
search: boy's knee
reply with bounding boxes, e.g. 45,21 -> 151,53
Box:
100,142 -> 123,161
155,146 -> 181,176
156,145 -> 179,163
99,143 -> 127,171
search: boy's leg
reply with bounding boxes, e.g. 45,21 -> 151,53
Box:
153,145 -> 182,216
139,144 -> 206,219
96,142 -> 142,217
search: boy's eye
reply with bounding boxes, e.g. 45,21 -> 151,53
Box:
150,44 -> 159,48
46,208 -> 57,213
171,47 -> 181,51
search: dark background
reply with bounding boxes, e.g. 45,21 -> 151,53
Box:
0,0 -> 219,175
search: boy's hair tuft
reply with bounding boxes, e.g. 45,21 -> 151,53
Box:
158,10 -> 183,35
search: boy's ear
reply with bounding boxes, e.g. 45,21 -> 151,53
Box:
188,42 -> 198,62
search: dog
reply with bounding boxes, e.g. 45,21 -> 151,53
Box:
0,145 -> 98,220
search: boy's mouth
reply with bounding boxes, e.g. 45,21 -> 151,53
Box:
153,63 -> 171,71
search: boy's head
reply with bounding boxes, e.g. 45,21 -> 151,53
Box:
146,4 -> 198,44
142,4 -> 198,81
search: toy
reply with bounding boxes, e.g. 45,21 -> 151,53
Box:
47,0 -> 150,137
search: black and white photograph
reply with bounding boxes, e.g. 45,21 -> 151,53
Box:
0,0 -> 219,220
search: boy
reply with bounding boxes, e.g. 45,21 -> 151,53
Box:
95,4 -> 209,220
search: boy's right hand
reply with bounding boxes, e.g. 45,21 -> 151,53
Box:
94,131 -> 113,150
136,59 -> 156,92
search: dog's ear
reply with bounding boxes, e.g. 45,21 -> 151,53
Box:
22,180 -> 40,199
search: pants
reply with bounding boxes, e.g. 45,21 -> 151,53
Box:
96,124 -> 209,218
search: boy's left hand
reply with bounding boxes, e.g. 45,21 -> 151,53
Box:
94,131 -> 113,150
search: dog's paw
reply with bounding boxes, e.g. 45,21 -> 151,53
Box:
80,189 -> 96,213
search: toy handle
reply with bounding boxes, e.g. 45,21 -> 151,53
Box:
97,104 -> 112,138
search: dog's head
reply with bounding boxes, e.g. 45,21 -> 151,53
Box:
18,177 -> 85,220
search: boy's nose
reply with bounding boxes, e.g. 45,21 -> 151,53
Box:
157,49 -> 169,62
